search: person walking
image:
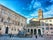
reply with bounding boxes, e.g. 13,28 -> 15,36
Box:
36,35 -> 37,38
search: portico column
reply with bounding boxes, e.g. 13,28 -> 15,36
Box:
29,29 -> 31,33
37,29 -> 38,35
33,29 -> 34,35
41,29 -> 43,35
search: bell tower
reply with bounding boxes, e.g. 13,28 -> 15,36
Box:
38,9 -> 43,19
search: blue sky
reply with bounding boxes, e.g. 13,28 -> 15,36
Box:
0,0 -> 53,23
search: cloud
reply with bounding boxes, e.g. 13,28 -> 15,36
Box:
43,5 -> 53,18
50,0 -> 53,2
33,2 -> 41,8
30,11 -> 38,17
21,0 -> 53,17
27,3 -> 53,23
28,0 -> 53,12
26,10 -> 38,23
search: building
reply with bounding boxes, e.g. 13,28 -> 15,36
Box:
40,17 -> 53,35
38,9 -> 43,20
0,4 -> 27,35
25,9 -> 43,36
29,18 -> 40,26
25,8 -> 53,36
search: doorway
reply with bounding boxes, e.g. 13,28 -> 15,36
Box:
31,29 -> 33,35
38,29 -> 41,35
5,27 -> 9,34
34,29 -> 36,35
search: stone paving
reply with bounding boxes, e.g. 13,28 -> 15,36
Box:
0,35 -> 44,40
0,35 -> 53,40
0,37 -> 44,40
43,35 -> 53,40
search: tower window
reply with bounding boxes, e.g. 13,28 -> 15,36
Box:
18,22 -> 20,26
1,18 -> 3,22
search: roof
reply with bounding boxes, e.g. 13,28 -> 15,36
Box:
30,18 -> 39,21
40,17 -> 53,20
0,4 -> 27,19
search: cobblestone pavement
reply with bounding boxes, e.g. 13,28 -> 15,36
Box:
0,35 -> 53,40
1,35 -> 53,40
43,35 -> 53,40
0,37 -> 44,40
0,36 -> 44,40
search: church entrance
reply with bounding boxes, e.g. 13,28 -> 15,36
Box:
31,29 -> 33,35
38,29 -> 41,36
5,27 -> 9,34
34,29 -> 36,35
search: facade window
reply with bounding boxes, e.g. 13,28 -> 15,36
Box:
7,17 -> 10,21
45,20 -> 48,22
15,21 -> 17,25
0,25 -> 2,30
8,12 -> 11,16
50,24 -> 52,26
12,21 -> 15,24
49,20 -> 52,22
0,27 -> 1,30
50,27 -> 53,30
4,22 -> 7,25
1,18 -> 3,22
14,27 -> 16,31
2,10 -> 5,15
0,18 -> 1,22
11,28 -> 13,30
51,32 -> 53,33
42,23 -> 44,26
21,23 -> 23,26
45,23 -> 48,26
0,18 -> 2,22
46,27 -> 49,30
18,22 -> 20,26
28,29 -> 29,32
0,9 -> 1,11
42,28 -> 44,30
11,27 -> 16,31
41,22 -> 44,26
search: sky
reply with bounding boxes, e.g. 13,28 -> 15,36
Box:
0,0 -> 53,23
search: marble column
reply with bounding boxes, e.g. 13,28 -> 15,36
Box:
29,29 -> 31,33
37,29 -> 38,35
33,29 -> 34,35
41,29 -> 43,35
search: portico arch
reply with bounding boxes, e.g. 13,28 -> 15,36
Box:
31,29 -> 33,35
38,29 -> 41,35
34,29 -> 37,35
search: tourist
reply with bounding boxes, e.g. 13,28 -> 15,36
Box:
36,35 -> 37,38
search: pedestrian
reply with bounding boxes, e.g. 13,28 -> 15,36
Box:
9,34 -> 11,38
36,35 -> 37,38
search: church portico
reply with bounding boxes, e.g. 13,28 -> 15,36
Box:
25,26 -> 43,36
